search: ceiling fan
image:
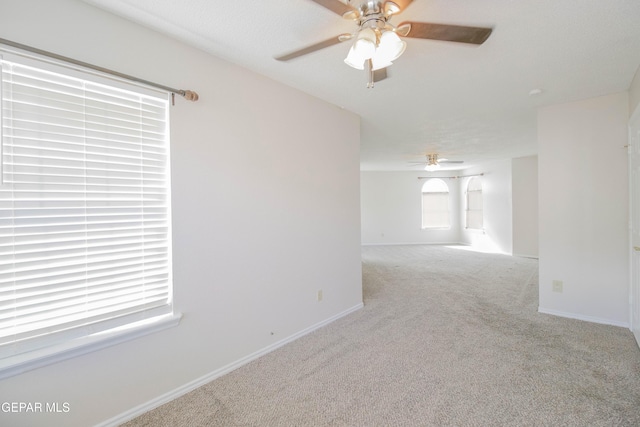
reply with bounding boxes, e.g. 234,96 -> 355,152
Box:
275,0 -> 493,88
410,153 -> 464,171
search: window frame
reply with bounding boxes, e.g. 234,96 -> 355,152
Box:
0,47 -> 181,379
465,176 -> 484,231
421,178 -> 451,230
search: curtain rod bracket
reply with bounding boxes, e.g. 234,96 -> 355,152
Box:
181,90 -> 199,101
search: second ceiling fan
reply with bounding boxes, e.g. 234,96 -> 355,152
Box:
275,0 -> 493,87
410,153 -> 464,171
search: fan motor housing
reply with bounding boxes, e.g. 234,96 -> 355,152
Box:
358,1 -> 384,15
347,1 -> 399,23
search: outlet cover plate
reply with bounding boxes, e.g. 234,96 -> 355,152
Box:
552,280 -> 563,293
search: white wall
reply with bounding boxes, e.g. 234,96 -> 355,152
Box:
0,1 -> 363,426
512,156 -> 539,258
360,160 -> 514,255
630,66 -> 640,117
538,92 -> 629,326
460,159 -> 513,254
360,171 -> 461,245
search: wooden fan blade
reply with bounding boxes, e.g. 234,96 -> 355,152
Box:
275,34 -> 349,61
399,22 -> 492,45
310,0 -> 358,17
440,160 -> 464,164
388,0 -> 413,12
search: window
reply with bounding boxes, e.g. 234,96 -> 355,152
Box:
0,50 -> 177,376
421,178 -> 450,229
466,176 -> 483,230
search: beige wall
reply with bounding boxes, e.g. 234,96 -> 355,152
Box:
630,66 -> 640,117
360,171 -> 462,245
0,1 -> 362,426
512,156 -> 539,258
538,92 -> 629,326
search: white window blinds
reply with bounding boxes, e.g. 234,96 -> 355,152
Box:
0,53 -> 173,359
421,179 -> 450,229
466,177 -> 483,230
422,193 -> 450,228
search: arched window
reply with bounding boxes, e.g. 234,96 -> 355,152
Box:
421,179 -> 450,229
466,176 -> 483,230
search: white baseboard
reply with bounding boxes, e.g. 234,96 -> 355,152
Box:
361,241 -> 465,246
96,302 -> 364,427
538,307 -> 629,328
513,253 -> 539,259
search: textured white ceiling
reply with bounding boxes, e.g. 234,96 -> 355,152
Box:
82,0 -> 640,171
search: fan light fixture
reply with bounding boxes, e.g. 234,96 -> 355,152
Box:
344,28 -> 406,71
425,154 -> 441,171
275,1 -> 493,89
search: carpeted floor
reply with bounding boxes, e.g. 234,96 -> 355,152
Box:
123,245 -> 640,426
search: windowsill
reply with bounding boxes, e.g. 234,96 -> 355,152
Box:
0,312 -> 182,380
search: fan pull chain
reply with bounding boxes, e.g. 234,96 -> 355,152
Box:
366,59 -> 374,88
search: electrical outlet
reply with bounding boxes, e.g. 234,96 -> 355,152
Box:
552,280 -> 563,293
317,290 -> 323,302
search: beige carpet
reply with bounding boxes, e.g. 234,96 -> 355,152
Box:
123,245 -> 640,426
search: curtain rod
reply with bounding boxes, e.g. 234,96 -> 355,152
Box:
0,37 -> 199,103
418,173 -> 484,180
